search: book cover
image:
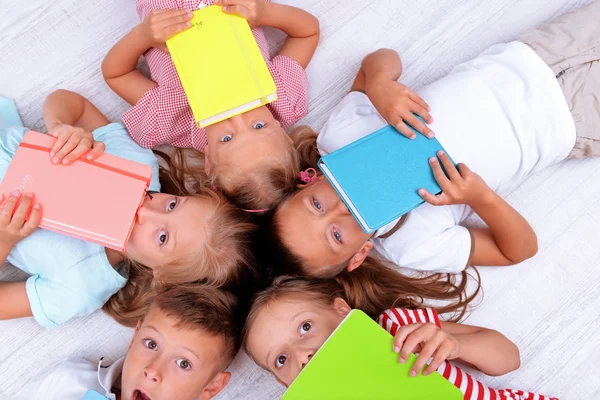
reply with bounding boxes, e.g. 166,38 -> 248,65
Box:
282,310 -> 462,400
166,5 -> 277,127
318,124 -> 451,234
0,131 -> 152,251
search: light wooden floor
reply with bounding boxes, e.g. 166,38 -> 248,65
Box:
1,0 -> 599,399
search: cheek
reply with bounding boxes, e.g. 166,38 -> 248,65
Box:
167,371 -> 210,399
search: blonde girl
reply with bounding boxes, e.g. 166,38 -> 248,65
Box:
0,90 -> 256,328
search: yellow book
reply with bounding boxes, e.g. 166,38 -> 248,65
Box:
166,5 -> 277,127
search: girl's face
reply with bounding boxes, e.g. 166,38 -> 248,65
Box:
276,177 -> 373,276
126,193 -> 215,269
204,106 -> 292,177
245,296 -> 351,387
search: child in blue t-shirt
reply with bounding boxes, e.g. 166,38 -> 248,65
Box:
0,90 -> 256,329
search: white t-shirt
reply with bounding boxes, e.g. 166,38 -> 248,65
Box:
15,357 -> 124,400
317,41 -> 575,273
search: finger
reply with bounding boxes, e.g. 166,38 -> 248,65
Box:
0,190 -> 21,224
393,120 -> 417,140
456,162 -> 472,177
410,337 -> 442,377
86,141 -> 106,160
219,0 -> 251,5
428,156 -> 452,190
418,189 -> 449,206
63,140 -> 92,165
52,136 -> 79,164
408,91 -> 431,114
162,21 -> 193,39
157,12 -> 193,29
152,8 -> 191,21
50,132 -> 72,161
437,151 -> 460,181
423,341 -> 453,376
399,325 -> 434,364
393,324 -> 423,359
222,4 -> 249,18
404,112 -> 433,139
409,100 -> 434,127
21,203 -> 42,236
9,192 -> 32,228
0,194 -> 4,206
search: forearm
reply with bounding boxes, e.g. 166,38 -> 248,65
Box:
43,90 -> 87,130
446,324 -> 520,376
0,242 -> 12,266
471,191 -> 538,264
261,3 -> 319,38
102,25 -> 157,104
362,49 -> 403,86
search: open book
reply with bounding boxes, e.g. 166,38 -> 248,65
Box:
166,5 -> 277,127
0,131 -> 152,251
282,310 -> 462,400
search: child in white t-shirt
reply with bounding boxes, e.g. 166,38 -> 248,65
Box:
16,284 -> 239,400
265,1 -> 600,279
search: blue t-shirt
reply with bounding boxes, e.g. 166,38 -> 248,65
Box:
0,97 -> 160,328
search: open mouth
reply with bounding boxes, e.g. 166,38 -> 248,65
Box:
131,389 -> 152,400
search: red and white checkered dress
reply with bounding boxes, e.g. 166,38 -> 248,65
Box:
123,0 -> 309,151
377,308 -> 560,400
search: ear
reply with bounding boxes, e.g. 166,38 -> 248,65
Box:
346,241 -> 373,272
128,320 -> 143,350
204,149 -> 212,176
296,174 -> 325,189
199,371 -> 231,399
332,297 -> 352,318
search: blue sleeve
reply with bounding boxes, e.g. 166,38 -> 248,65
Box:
92,122 -> 161,192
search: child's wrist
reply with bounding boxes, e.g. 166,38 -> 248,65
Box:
256,1 -> 275,28
131,24 -> 155,50
467,189 -> 498,210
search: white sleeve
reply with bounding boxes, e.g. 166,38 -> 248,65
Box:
317,91 -> 388,156
373,205 -> 473,273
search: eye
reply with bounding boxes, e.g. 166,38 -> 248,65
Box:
300,321 -> 312,336
275,354 -> 287,368
176,359 -> 191,370
168,199 -> 177,211
253,121 -> 266,129
221,134 -> 233,142
158,230 -> 168,246
312,198 -> 323,212
143,339 -> 157,351
333,228 -> 342,244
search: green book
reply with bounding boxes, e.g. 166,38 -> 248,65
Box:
281,310 -> 463,400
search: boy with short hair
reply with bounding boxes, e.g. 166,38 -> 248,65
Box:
17,284 -> 240,400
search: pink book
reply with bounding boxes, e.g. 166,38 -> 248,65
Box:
0,130 -> 152,251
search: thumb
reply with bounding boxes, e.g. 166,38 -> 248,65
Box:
222,5 -> 248,19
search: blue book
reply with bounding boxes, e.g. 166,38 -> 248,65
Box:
318,124 -> 450,234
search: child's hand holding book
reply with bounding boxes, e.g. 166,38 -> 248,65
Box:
216,0 -> 269,28
47,123 -> 105,165
0,190 -> 41,250
140,9 -> 193,53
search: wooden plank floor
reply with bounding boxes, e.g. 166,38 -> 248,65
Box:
1,0 -> 599,398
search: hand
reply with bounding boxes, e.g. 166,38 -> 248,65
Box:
0,191 -> 41,248
393,322 -> 460,377
366,77 -> 433,139
419,151 -> 492,207
140,9 -> 193,52
47,123 -> 105,165
216,0 -> 269,28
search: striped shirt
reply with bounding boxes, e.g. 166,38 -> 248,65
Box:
376,308 -> 559,400
123,0 -> 309,150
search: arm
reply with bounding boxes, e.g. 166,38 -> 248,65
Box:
350,48 -> 434,139
393,318 -> 520,377
102,10 -> 192,105
42,90 -> 109,164
419,152 -> 538,266
218,0 -> 320,69
0,282 -> 32,320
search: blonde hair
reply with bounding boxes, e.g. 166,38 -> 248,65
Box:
103,150 -> 258,327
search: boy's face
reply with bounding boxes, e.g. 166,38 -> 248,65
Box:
245,296 -> 351,387
121,306 -> 231,400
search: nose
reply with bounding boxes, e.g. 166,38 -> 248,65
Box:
300,352 -> 314,369
333,199 -> 351,216
136,204 -> 159,225
143,363 -> 163,384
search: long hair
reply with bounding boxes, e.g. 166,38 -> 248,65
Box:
102,149 -> 258,327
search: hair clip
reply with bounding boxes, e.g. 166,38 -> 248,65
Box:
299,168 -> 317,184
242,208 -> 269,213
